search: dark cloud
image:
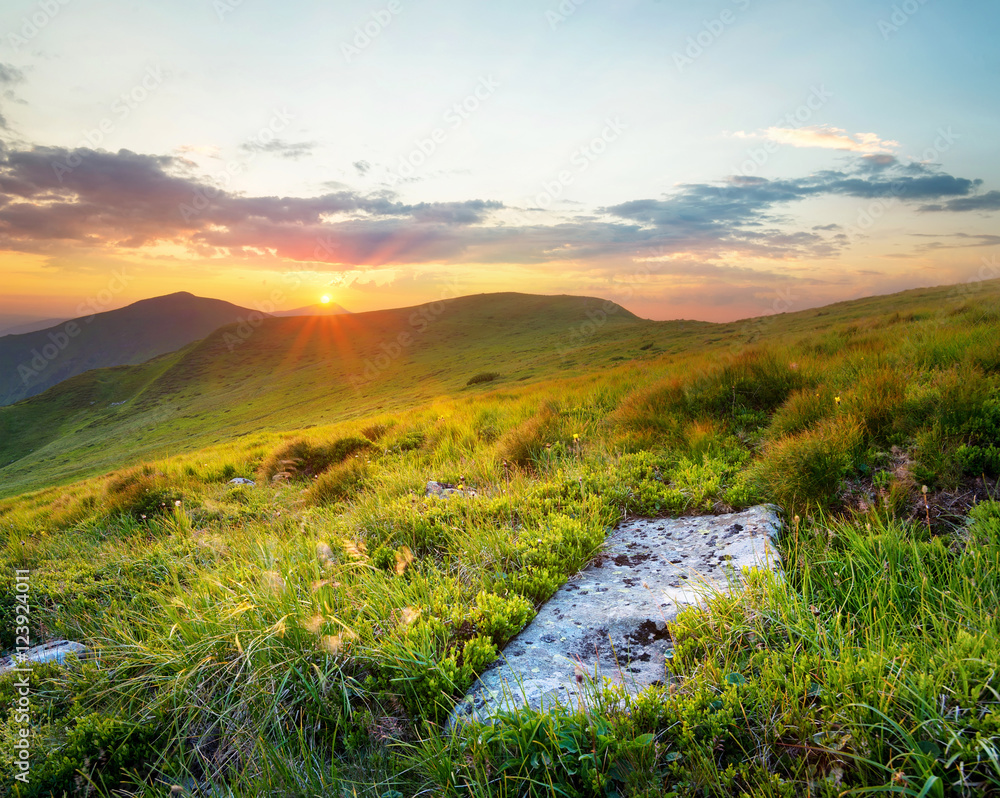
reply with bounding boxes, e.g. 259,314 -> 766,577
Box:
353,160 -> 371,176
920,190 -> 1000,213
0,64 -> 25,84
0,144 -> 505,263
911,232 -> 1000,251
0,144 -> 994,270
603,160 -> 986,244
239,139 -> 316,160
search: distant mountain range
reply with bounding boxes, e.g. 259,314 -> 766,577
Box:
0,317 -> 70,337
0,292 -> 263,406
272,302 -> 352,317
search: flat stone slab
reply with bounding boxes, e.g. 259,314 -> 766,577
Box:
449,505 -> 781,728
0,640 -> 86,674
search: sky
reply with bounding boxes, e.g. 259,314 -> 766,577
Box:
0,0 -> 998,324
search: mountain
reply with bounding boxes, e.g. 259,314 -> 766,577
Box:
0,292 -> 669,494
0,292 -> 265,406
271,302 -> 352,317
0,317 -> 69,337
7,280 -> 996,498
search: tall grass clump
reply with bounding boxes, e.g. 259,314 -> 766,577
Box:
104,464 -> 180,519
753,414 -> 863,513
259,435 -> 371,481
685,348 -> 808,423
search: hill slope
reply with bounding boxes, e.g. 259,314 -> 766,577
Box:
0,291 -> 264,406
0,292 -> 664,495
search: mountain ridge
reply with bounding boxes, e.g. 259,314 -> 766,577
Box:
0,292 -> 266,406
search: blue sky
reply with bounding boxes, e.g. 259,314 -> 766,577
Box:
1,0 -> 997,322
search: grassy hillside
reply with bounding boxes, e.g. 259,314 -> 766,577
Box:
0,291 -> 263,407
1,280 -> 1000,797
0,292 -> 689,496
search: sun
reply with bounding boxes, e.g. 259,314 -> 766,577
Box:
320,295 -> 331,304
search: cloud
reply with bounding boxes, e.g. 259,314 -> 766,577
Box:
238,139 -> 317,160
734,125 -> 899,153
0,64 -> 25,85
911,232 -> 1000,251
353,160 -> 371,176
0,144 -> 993,273
920,190 -> 1000,213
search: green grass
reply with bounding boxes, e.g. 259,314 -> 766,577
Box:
1,281 -> 999,796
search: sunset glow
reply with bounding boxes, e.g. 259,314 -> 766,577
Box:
0,1 -> 996,325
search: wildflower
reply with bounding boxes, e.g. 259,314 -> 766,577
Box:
573,433 -> 580,440
834,396 -> 841,405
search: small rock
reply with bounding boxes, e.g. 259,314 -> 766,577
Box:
0,640 -> 87,674
228,477 -> 256,485
425,480 -> 478,498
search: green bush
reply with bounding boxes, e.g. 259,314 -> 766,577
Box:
473,591 -> 535,644
24,712 -> 164,797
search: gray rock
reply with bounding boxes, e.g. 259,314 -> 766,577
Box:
425,480 -> 477,498
0,640 -> 87,674
448,505 -> 782,729
228,477 -> 256,485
